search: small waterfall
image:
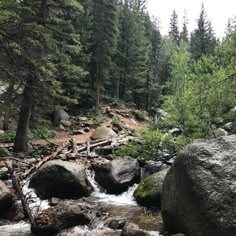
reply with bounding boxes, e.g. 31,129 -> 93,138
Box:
86,169 -> 137,206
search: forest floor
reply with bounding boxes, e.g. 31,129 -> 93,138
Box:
32,107 -> 150,146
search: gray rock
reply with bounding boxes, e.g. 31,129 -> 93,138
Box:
32,200 -> 90,235
121,222 -> 150,236
142,161 -> 162,178
59,124 -> 65,131
79,116 -> 88,122
95,157 -> 140,194
224,122 -> 233,131
60,120 -> 72,127
214,128 -> 228,137
91,127 -> 118,140
0,180 -> 14,214
29,160 -> 93,199
133,169 -> 168,208
0,167 -> 9,180
54,110 -> 70,125
162,135 -> 236,236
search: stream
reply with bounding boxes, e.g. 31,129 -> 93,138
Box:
0,170 -> 163,236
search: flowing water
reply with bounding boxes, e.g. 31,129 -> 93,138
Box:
0,170 -> 163,236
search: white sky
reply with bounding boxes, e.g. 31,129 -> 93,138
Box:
147,0 -> 236,38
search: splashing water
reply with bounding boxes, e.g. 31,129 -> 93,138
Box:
86,170 -> 137,206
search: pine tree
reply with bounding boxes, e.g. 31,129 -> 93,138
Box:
91,0 -> 119,110
180,10 -> 189,43
190,4 -> 216,61
115,0 -> 149,108
169,10 -> 180,43
0,0 -> 85,152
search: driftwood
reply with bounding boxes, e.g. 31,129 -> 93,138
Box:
20,140 -> 71,179
77,139 -> 112,153
19,133 -> 131,179
5,161 -> 34,224
70,138 -> 77,154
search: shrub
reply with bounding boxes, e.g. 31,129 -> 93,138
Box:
93,112 -> 108,127
0,126 -> 56,143
114,129 -> 190,160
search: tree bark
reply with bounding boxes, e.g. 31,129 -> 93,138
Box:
3,81 -> 14,131
14,78 -> 34,153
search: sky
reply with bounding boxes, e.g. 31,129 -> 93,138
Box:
147,0 -> 236,38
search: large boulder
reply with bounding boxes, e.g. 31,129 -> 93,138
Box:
94,157 -> 140,194
91,127 -> 118,140
32,200 -> 90,235
133,169 -> 168,208
0,180 -> 14,214
54,110 -> 70,125
162,135 -> 236,236
29,160 -> 92,199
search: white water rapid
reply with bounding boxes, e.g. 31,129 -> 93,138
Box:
86,170 -> 138,206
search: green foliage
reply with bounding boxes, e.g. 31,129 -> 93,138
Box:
0,129 -> 17,143
0,126 -> 56,143
93,112 -> 108,127
114,129 -> 188,160
162,29 -> 236,139
133,110 -> 147,121
112,116 -> 123,127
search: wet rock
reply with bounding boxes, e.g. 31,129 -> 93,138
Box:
1,202 -> 25,221
95,156 -> 140,194
0,167 -> 9,180
108,219 -> 126,230
121,222 -> 150,236
134,169 -> 168,208
54,110 -> 70,125
91,127 -> 118,140
142,161 -> 162,178
0,180 -> 14,214
162,135 -> 236,236
29,160 -> 93,199
32,200 -> 90,235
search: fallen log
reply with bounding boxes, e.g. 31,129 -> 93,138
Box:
5,161 -> 34,224
20,140 -> 71,179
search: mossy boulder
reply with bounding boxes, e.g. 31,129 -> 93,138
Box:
91,127 -> 118,140
133,169 -> 168,208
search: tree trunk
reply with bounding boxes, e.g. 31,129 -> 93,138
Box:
14,78 -> 34,153
3,81 -> 15,131
95,72 -> 100,111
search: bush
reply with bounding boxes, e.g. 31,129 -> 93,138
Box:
132,109 -> 148,121
114,129 -> 190,160
93,112 -> 108,126
0,129 -> 17,143
0,126 -> 56,143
